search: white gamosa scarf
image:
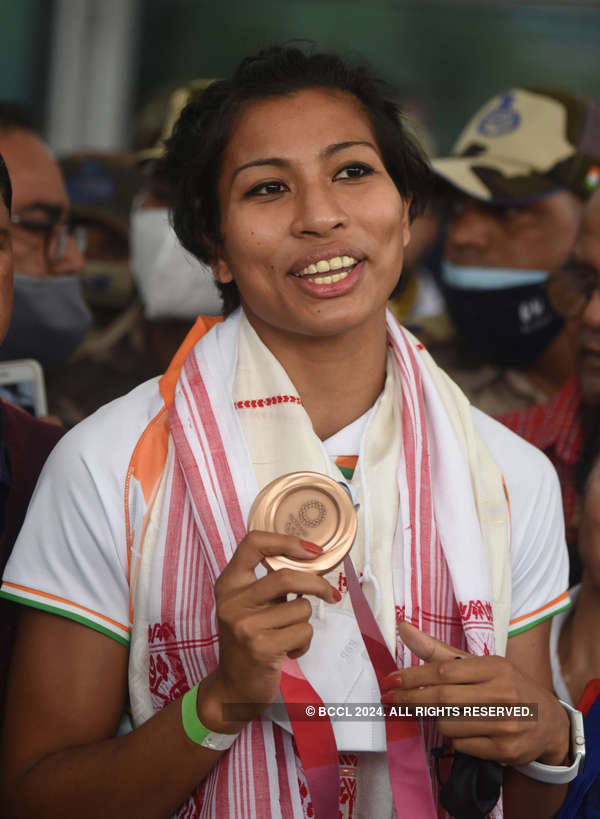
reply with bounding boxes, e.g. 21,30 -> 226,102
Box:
127,308 -> 510,818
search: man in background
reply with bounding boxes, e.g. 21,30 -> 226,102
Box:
0,103 -> 89,380
503,188 -> 600,579
0,153 -> 64,733
432,87 -> 600,416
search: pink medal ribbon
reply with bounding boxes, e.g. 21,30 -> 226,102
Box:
280,555 -> 437,819
280,660 -> 341,819
343,554 -> 437,818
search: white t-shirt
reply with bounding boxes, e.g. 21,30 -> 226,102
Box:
1,378 -> 569,648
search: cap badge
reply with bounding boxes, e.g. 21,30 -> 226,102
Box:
477,93 -> 521,138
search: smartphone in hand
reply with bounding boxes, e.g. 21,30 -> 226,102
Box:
0,359 -> 48,417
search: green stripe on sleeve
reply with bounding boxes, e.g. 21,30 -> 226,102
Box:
0,590 -> 130,647
507,600 -> 571,638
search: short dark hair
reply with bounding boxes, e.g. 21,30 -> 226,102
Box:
161,45 -> 432,315
0,153 -> 12,213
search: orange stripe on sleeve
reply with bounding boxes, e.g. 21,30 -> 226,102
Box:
508,590 -> 569,626
2,582 -> 130,633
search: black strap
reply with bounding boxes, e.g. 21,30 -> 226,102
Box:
433,747 -> 503,819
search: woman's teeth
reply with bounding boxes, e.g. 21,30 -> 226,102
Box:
311,269 -> 350,284
294,255 -> 357,284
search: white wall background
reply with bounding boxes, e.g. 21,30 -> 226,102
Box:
46,0 -> 140,153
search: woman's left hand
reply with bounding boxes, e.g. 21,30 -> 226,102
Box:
381,620 -> 570,767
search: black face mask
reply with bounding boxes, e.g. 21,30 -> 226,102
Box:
441,262 -> 564,369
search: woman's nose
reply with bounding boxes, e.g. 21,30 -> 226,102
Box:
291,181 -> 348,237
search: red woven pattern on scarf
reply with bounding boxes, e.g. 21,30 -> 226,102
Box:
234,394 -> 303,409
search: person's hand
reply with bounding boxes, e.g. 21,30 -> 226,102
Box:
204,531 -> 341,728
381,621 -> 569,767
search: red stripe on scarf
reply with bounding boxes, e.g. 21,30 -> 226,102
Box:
185,353 -> 247,544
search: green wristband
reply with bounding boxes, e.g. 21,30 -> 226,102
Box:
181,683 -> 211,745
181,682 -> 239,751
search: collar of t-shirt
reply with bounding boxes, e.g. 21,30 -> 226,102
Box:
322,406 -> 375,478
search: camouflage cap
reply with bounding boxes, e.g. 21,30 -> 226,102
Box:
433,87 -> 600,204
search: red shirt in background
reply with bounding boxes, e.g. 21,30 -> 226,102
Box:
500,377 -> 583,581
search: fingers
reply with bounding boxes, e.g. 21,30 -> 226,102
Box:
382,681 -> 498,707
270,622 -> 314,659
229,531 -> 323,574
449,736 -> 524,765
239,597 -> 314,633
218,572 -> 338,645
238,568 -> 340,607
444,736 -> 504,761
436,716 -> 524,743
396,620 -> 469,664
216,531 -> 325,596
249,622 -> 315,663
382,655 -> 500,691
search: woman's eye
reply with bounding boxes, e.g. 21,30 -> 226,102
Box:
246,181 -> 287,197
334,163 -> 374,181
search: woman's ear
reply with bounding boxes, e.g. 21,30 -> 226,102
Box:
212,256 -> 234,284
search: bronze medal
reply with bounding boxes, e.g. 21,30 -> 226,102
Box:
247,471 -> 357,574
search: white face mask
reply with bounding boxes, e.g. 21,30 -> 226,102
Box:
130,208 -> 222,320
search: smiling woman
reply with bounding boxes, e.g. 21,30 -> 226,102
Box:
0,46 -> 574,819
212,91 -> 408,351
163,47 -> 430,319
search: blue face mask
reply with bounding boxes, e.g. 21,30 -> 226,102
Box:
440,261 -> 564,369
0,273 -> 92,369
441,263 -> 549,290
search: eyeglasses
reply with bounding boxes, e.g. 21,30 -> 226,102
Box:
547,262 -> 600,319
10,211 -> 87,262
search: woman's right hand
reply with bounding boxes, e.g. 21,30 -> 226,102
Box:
204,530 -> 341,728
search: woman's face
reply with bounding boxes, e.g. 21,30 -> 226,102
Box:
579,463 -> 600,587
214,88 -> 410,341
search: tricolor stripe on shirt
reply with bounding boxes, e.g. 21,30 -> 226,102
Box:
0,580 -> 130,646
508,590 -> 570,637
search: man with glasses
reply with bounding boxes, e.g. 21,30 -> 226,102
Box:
503,188 -> 600,580
0,151 -> 64,735
432,87 -> 600,418
0,103 -> 90,371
